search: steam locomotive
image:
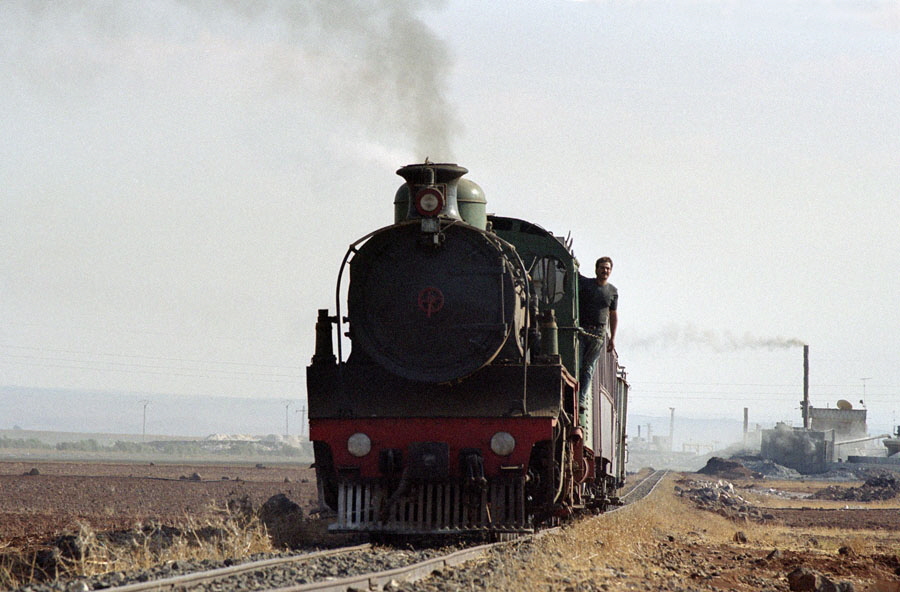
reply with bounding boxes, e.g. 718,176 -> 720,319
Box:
307,162 -> 628,535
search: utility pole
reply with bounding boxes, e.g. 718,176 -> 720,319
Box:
139,400 -> 150,440
295,404 -> 307,439
283,400 -> 293,438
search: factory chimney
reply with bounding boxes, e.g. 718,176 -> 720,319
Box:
743,407 -> 749,447
801,345 -> 810,429
669,407 -> 675,451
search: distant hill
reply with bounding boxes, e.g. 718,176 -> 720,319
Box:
628,413 -> 756,452
1,386 -> 824,448
1,386 -> 305,438
0,428 -> 197,446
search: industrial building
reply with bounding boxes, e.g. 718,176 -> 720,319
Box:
760,345 -> 897,473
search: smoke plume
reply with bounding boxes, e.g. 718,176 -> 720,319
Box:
280,0 -> 459,158
626,323 -> 806,352
1,0 -> 458,159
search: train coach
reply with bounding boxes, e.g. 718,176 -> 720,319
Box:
307,162 -> 628,536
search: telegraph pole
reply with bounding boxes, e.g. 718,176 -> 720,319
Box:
139,400 -> 150,440
295,404 -> 307,439
283,400 -> 293,438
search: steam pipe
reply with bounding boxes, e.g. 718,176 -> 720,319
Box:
835,434 -> 891,446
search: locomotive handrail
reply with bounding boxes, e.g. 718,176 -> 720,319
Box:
486,229 -> 533,416
334,220 -> 420,363
333,218 -> 534,381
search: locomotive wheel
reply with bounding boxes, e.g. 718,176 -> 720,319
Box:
525,440 -> 553,522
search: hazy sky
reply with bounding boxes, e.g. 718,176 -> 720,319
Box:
2,1 -> 899,434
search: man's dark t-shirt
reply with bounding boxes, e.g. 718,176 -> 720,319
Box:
578,274 -> 618,330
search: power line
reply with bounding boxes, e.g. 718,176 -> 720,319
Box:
0,343 -> 301,370
0,356 -> 303,384
0,343 -> 305,386
632,387 -> 896,396
632,392 -> 897,402
2,321 -> 303,346
631,380 -> 900,389
0,352 -> 301,378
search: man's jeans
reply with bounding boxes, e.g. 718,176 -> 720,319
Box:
578,332 -> 605,413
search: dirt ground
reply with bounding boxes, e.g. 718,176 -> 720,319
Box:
665,480 -> 900,591
609,472 -> 900,592
408,471 -> 900,592
2,461 -> 900,591
0,460 -> 319,549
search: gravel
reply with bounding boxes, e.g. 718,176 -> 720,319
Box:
13,545 -> 466,592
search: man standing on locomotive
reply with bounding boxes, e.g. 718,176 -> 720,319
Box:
577,256 -> 618,423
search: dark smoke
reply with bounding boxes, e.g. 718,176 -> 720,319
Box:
274,0 -> 458,158
2,0 -> 457,159
626,323 -> 806,352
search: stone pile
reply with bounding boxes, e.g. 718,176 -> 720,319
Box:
697,457 -> 763,480
676,479 -> 774,522
736,456 -> 802,479
811,473 -> 900,502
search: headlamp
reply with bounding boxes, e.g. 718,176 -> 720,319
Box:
347,432 -> 372,457
490,431 -> 516,456
414,187 -> 444,217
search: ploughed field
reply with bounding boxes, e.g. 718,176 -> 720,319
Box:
0,460 -> 319,548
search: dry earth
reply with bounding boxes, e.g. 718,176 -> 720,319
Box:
0,460 -> 318,549
402,469 -> 900,592
3,461 -> 900,591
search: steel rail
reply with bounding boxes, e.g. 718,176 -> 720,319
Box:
98,470 -> 667,592
613,469 -> 668,509
98,543 -> 372,592
270,470 -> 670,591
266,542 -> 498,592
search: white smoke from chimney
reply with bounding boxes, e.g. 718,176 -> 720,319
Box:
627,323 -> 806,352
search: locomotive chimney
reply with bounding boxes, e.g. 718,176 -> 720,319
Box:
395,162 -> 468,222
312,309 -> 336,366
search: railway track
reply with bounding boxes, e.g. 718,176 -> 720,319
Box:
612,468 -> 669,509
87,470 -> 668,592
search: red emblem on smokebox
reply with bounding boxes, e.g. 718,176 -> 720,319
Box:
417,286 -> 444,318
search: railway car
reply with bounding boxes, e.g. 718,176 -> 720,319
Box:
307,162 -> 628,535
